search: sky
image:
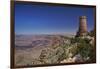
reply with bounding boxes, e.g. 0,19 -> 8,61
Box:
15,2 -> 95,35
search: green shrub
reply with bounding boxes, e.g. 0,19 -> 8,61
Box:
70,37 -> 94,61
88,30 -> 95,37
76,39 -> 94,61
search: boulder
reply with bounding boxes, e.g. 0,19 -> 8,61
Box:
72,54 -> 83,62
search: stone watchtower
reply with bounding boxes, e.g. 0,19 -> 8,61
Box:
76,16 -> 88,37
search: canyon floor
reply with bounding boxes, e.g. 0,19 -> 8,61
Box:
15,34 -> 95,66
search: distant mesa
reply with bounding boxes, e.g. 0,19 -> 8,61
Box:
76,16 -> 88,37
